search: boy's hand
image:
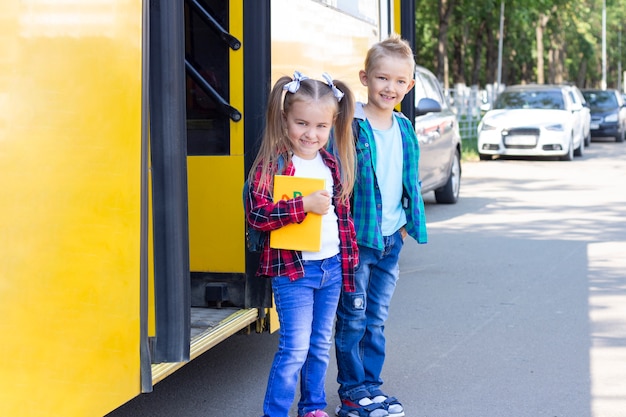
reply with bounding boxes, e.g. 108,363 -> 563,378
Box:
302,190 -> 331,215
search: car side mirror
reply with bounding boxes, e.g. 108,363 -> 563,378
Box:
415,98 -> 442,117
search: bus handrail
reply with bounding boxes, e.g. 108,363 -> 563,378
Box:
185,59 -> 242,122
186,0 -> 241,50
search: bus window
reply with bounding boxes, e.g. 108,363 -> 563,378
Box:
315,0 -> 379,25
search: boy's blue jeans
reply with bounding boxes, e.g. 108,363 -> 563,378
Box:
262,254 -> 342,417
335,230 -> 404,401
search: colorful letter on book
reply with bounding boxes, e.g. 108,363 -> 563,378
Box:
270,175 -> 325,252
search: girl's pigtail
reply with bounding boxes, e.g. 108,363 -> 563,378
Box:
331,79 -> 356,203
249,76 -> 293,191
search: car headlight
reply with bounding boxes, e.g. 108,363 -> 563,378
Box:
604,113 -> 618,122
480,123 -> 497,131
546,124 -> 564,131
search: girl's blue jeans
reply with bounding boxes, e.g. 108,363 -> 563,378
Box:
262,254 -> 342,417
334,230 -> 404,401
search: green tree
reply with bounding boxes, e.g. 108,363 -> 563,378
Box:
415,0 -> 626,89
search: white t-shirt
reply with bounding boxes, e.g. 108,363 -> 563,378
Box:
372,116 -> 407,236
291,153 -> 340,260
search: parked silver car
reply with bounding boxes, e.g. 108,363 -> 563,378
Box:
414,65 -> 462,204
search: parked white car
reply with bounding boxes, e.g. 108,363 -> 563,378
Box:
477,84 -> 586,161
570,85 -> 592,147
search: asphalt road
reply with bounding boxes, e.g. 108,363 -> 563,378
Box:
107,139 -> 626,417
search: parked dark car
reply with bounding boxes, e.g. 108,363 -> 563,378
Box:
581,89 -> 626,142
414,65 -> 462,204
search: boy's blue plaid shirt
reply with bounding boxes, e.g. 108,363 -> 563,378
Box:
343,112 -> 428,250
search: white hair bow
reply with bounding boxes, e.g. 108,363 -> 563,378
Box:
322,72 -> 344,101
283,71 -> 309,93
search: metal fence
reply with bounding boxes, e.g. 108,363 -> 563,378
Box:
445,83 -> 501,142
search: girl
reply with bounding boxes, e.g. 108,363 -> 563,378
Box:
246,71 -> 358,417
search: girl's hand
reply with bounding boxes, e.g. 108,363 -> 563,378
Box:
302,190 -> 331,215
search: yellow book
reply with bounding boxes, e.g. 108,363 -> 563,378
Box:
270,175 -> 326,252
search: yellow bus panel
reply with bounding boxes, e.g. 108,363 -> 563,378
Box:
271,0 -> 379,102
188,156 -> 245,272
229,0 -> 244,157
0,2 -> 143,416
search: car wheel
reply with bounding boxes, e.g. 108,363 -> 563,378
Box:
574,137 -> 584,157
616,130 -> 625,143
560,136 -> 574,161
479,153 -> 492,161
434,149 -> 461,204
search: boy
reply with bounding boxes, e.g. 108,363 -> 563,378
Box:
334,34 -> 427,417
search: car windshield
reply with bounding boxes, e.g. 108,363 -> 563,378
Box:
582,91 -> 618,111
494,90 -> 564,110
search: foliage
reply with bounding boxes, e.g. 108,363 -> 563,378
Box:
414,0 -> 626,89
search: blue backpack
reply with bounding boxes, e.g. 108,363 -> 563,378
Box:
243,156 -> 285,252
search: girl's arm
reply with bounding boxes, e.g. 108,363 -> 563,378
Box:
246,166 -> 307,232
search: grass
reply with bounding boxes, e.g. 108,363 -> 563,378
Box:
458,115 -> 480,162
462,137 -> 479,162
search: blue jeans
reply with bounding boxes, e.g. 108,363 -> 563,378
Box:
262,254 -> 342,417
334,230 -> 404,400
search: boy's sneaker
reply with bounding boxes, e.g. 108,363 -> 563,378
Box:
299,410 -> 329,417
370,395 -> 404,417
335,396 -> 388,417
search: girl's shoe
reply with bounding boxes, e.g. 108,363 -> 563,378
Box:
335,397 -> 388,417
369,395 -> 404,417
299,410 -> 329,417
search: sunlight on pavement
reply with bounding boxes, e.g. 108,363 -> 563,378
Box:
588,241 -> 626,417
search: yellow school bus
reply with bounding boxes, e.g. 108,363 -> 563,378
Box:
0,1 -> 416,416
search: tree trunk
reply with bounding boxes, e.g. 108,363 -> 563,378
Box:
486,20 -> 495,84
437,0 -> 455,88
452,26 -> 466,85
536,13 -> 549,84
577,56 -> 587,87
549,16 -> 566,84
549,47 -> 565,84
548,48 -> 555,83
471,20 -> 486,86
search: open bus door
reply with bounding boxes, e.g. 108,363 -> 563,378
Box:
0,1 -> 272,416
149,0 -> 275,383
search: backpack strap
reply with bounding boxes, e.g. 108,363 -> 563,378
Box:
352,118 -> 362,143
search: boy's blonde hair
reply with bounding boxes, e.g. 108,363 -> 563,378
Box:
249,74 -> 356,204
364,33 -> 416,75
